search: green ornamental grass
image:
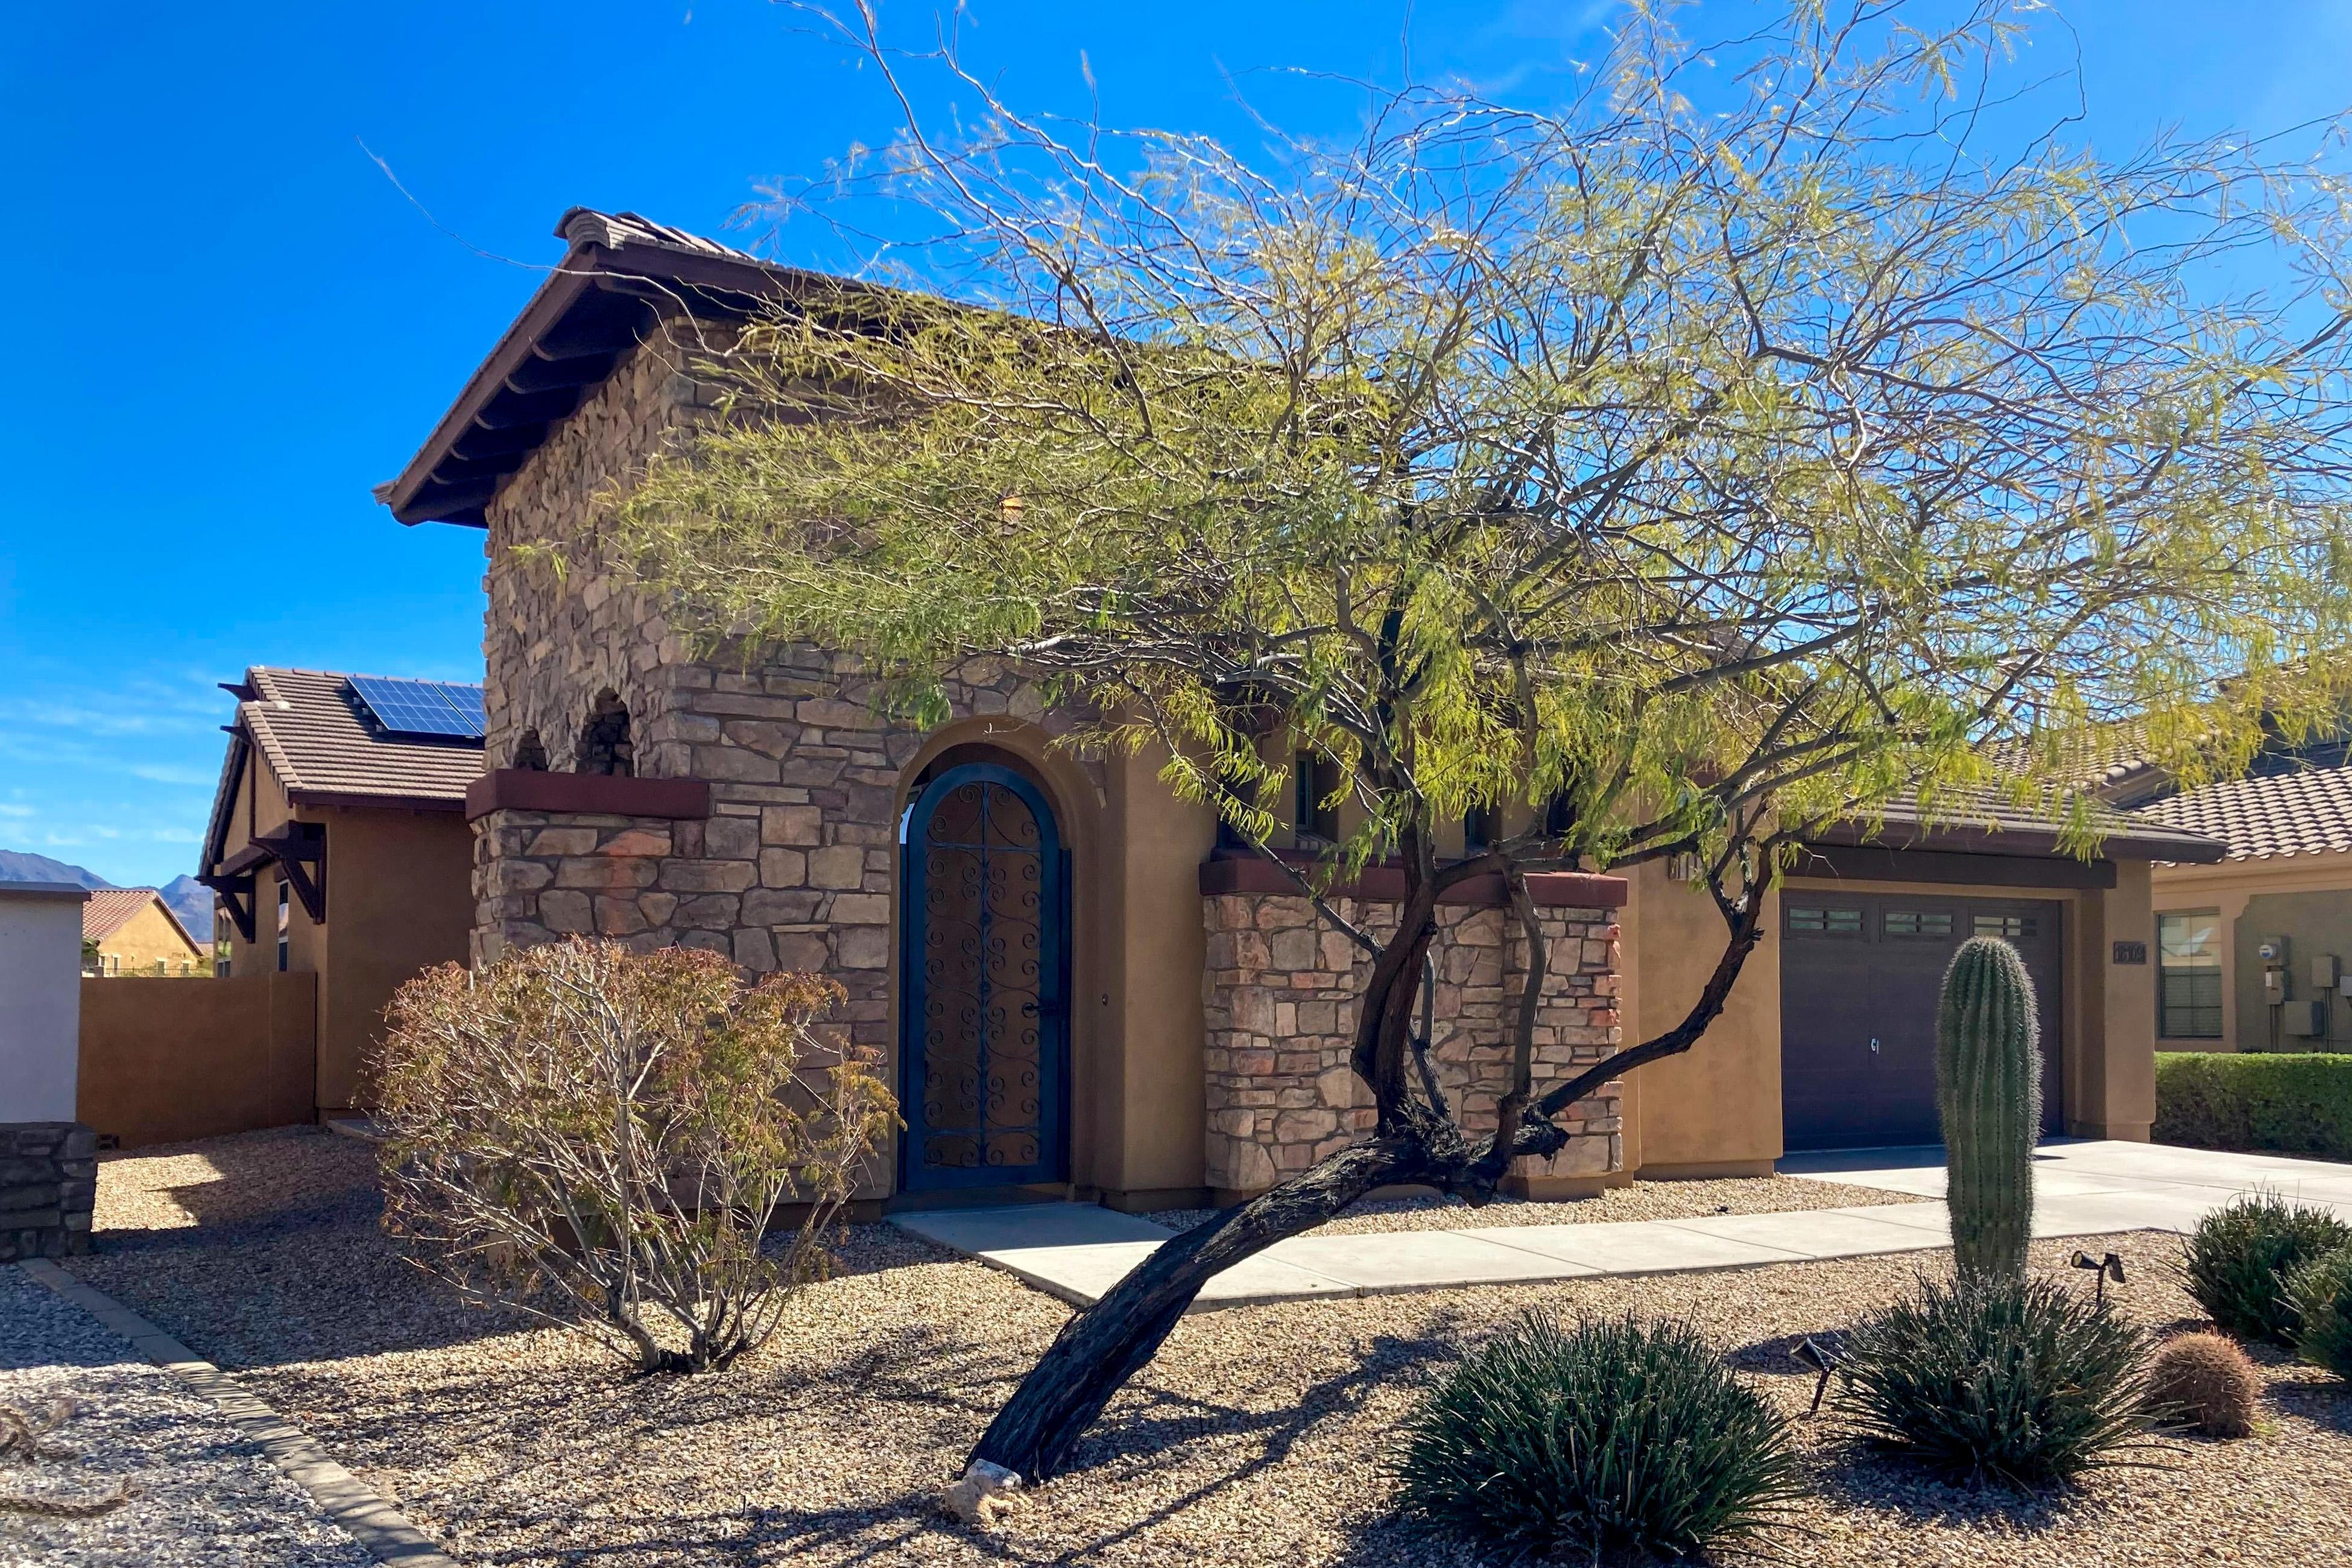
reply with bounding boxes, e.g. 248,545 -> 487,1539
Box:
2287,1248 -> 2352,1380
2180,1192 -> 2352,1347
1393,1312 -> 1798,1561
1836,1274 -> 2148,1488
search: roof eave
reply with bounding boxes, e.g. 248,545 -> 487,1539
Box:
377,224 -> 826,530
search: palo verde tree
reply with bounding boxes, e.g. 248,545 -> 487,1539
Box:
614,1 -> 2352,1480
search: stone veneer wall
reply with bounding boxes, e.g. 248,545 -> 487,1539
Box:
473,318 -> 1104,1060
0,1122 -> 96,1262
473,653 -> 1098,1058
1201,896 -> 1622,1193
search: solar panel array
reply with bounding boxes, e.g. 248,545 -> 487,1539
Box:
346,675 -> 487,742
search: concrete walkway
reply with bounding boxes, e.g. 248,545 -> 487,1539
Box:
890,1139 -> 2352,1312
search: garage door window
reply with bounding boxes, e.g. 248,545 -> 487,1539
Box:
2158,911 -> 2224,1039
1787,905 -> 1864,935
1973,912 -> 2038,941
1883,910 -> 1954,938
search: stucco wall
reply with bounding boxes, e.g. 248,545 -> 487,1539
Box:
318,805 -> 476,1113
0,885 -> 87,1122
89,901 -> 205,975
78,973 -> 316,1148
2151,855 -> 2352,1052
1621,864 -> 1784,1175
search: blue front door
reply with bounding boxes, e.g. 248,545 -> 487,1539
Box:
899,763 -> 1070,1191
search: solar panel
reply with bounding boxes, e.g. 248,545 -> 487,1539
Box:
347,675 -> 487,741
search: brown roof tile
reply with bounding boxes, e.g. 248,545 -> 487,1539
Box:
238,666 -> 484,806
2135,757 -> 2352,862
82,887 -> 198,950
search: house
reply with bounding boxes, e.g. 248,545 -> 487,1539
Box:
198,666 -> 482,1118
376,208 -> 2226,1207
2117,734 -> 2352,1053
80,887 -> 206,976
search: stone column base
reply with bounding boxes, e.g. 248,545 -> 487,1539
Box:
0,1121 -> 96,1262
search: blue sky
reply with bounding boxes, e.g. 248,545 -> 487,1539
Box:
2,0 -> 2348,888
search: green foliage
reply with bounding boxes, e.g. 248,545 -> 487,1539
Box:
374,940 -> 896,1374
1835,1275 -> 2149,1488
1937,937 -> 2041,1282
2178,1192 -> 2352,1347
613,3 -> 2352,899
2155,1052 -> 2352,1161
2286,1248 -> 2352,1380
1393,1312 -> 1798,1561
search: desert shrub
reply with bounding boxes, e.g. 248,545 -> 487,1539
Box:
1393,1312 -> 1798,1561
2179,1192 -> 2352,1347
2155,1052 -> 2352,1161
2286,1248 -> 2352,1380
2143,1332 -> 2262,1437
375,940 -> 895,1373
1835,1274 -> 2147,1487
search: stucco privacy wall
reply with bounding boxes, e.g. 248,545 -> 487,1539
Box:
0,883 -> 93,1260
78,973 -> 317,1150
1203,894 -> 1623,1195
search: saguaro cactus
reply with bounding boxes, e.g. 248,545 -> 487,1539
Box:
1936,936 -> 2041,1281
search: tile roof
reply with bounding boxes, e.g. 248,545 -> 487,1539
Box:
1817,786 -> 2228,865
2134,751 -> 2352,861
236,666 -> 485,806
82,887 -> 199,950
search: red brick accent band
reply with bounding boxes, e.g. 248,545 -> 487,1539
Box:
464,769 -> 712,823
1197,853 -> 1627,909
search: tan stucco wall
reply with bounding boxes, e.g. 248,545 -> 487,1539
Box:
1619,863 -> 1784,1176
316,805 -> 476,1113
78,973 -> 315,1148
213,744 -> 473,1114
1099,742 -> 1220,1204
2151,852 -> 2352,1053
90,902 -> 204,974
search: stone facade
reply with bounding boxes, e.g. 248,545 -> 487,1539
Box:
1202,895 -> 1622,1193
469,322 -> 1111,1159
0,1121 -> 96,1262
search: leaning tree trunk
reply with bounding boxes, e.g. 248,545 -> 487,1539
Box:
963,879 -> 1768,1484
969,1134 -> 1443,1481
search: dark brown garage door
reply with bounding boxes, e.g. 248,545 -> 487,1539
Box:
1780,893 -> 2063,1150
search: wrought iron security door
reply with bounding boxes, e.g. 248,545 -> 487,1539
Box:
900,763 -> 1070,1190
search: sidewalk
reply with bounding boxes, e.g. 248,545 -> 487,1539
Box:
890,1139 -> 2352,1312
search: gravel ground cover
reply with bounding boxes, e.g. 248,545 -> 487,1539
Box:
1146,1172 -> 1909,1236
66,1127 -> 2352,1567
0,1263 -> 370,1568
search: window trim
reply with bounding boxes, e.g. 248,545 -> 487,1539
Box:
2156,908 -> 2225,1041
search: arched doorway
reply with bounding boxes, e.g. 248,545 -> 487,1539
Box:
899,761 -> 1072,1192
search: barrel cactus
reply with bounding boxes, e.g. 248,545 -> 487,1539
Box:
1936,937 -> 2041,1282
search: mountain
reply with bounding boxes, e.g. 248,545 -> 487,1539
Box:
0,855 -> 212,944
159,875 -> 215,944
0,851 -> 110,890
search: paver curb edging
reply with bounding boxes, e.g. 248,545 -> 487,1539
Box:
16,1257 -> 457,1567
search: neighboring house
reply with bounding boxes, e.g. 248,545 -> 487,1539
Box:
375,208 -> 2225,1208
80,888 -> 205,976
198,666 -> 482,1118
2119,736 -> 2352,1053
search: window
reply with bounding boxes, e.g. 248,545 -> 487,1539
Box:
1787,905 -> 1864,935
1973,913 -> 2038,941
1464,804 -> 1498,853
2158,910 -> 2224,1039
276,879 -> 291,973
1292,751 -> 1341,844
1884,909 -> 1955,938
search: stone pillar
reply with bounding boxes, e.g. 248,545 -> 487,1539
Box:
0,1122 -> 96,1262
1201,890 -> 1623,1201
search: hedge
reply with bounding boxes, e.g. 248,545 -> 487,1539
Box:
2154,1052 -> 2352,1162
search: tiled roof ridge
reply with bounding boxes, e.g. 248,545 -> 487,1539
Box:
555,207 -> 766,265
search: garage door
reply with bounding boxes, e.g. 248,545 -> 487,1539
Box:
1780,893 -> 2063,1150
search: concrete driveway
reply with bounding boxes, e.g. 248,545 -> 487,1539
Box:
893,1140 -> 2352,1312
